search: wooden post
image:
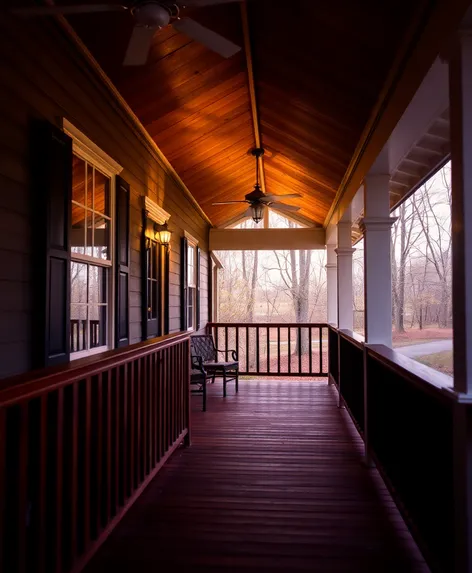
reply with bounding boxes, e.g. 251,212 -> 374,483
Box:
336,206 -> 354,331
449,29 -> 472,573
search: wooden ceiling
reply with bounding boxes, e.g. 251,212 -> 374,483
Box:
66,0 -> 424,227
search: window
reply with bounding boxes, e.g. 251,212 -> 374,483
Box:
184,232 -> 199,331
188,244 -> 196,329
70,154 -> 113,356
147,241 -> 160,322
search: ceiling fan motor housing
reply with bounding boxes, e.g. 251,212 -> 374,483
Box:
132,2 -> 172,28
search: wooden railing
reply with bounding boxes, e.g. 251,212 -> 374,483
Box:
70,319 -> 101,353
0,332 -> 190,573
207,323 -> 328,377
328,326 -> 457,572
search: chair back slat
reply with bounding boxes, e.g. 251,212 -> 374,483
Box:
191,335 -> 217,362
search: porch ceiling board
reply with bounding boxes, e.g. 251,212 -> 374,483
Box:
64,0 -> 454,228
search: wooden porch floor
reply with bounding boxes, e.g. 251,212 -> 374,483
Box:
84,381 -> 428,573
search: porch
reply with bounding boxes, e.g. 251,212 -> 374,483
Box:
83,380 -> 427,573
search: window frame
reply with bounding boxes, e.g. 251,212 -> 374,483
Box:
64,120 -> 123,359
185,231 -> 199,332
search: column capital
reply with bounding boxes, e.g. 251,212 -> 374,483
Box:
325,262 -> 337,269
335,247 -> 355,257
359,216 -> 397,234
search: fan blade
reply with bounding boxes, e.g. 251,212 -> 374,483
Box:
271,203 -> 301,212
11,4 -> 127,16
123,25 -> 156,66
263,193 -> 302,200
178,0 -> 242,5
173,18 -> 241,58
212,201 -> 248,205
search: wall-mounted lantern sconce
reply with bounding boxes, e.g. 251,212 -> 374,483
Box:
155,220 -> 172,247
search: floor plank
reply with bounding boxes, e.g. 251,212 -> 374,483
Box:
84,381 -> 429,573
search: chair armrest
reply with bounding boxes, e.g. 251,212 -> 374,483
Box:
216,349 -> 238,361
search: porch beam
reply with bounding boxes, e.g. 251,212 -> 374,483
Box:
325,0 -> 471,228
209,228 -> 325,251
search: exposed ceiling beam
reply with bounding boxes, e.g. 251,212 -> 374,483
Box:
240,0 -> 266,193
210,228 -> 326,251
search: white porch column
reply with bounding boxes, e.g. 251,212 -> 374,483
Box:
326,245 -> 338,325
450,31 -> 472,573
360,172 -> 395,346
336,208 -> 354,331
450,31 -> 472,396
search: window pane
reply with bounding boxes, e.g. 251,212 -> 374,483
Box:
93,215 -> 110,260
86,163 -> 93,211
70,304 -> 87,353
89,265 -> 107,304
86,211 -> 93,257
94,169 -> 110,216
72,155 -> 86,205
71,205 -> 86,255
71,262 -> 87,304
89,304 -> 107,348
188,286 -> 195,329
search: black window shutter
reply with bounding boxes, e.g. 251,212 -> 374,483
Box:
115,176 -> 130,348
196,246 -> 201,331
180,236 -> 188,331
32,121 -> 72,368
163,245 -> 170,335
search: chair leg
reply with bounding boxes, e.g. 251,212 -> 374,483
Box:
212,374 -> 216,384
223,371 -> 227,398
235,370 -> 239,393
202,377 -> 207,412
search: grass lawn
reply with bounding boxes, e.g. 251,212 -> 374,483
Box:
415,350 -> 453,377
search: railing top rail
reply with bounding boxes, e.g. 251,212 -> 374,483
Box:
366,344 -> 455,402
0,331 -> 190,408
338,328 -> 365,348
208,322 -> 329,328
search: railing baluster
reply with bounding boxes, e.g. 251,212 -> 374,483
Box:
288,327 -> 291,375
69,383 -> 79,562
236,327 -> 240,368
309,327 -> 313,374
277,327 -> 281,374
105,373 -> 112,523
256,327 -> 260,374
37,395 -> 47,573
298,327 -> 302,374
0,408 -> 4,572
129,365 -> 135,497
122,366 -> 128,505
246,326 -> 249,374
55,388 -> 64,573
17,403 -> 28,573
84,377 -> 92,549
319,326 -> 323,374
267,326 -> 270,374
95,373 -> 103,531
225,326 -> 228,361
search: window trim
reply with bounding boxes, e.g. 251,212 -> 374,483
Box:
66,120 -> 122,359
184,232 -> 199,332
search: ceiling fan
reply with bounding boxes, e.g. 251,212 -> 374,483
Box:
213,148 -> 302,224
10,1 -> 242,66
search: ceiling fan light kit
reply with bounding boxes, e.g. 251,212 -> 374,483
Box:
212,147 -> 303,224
